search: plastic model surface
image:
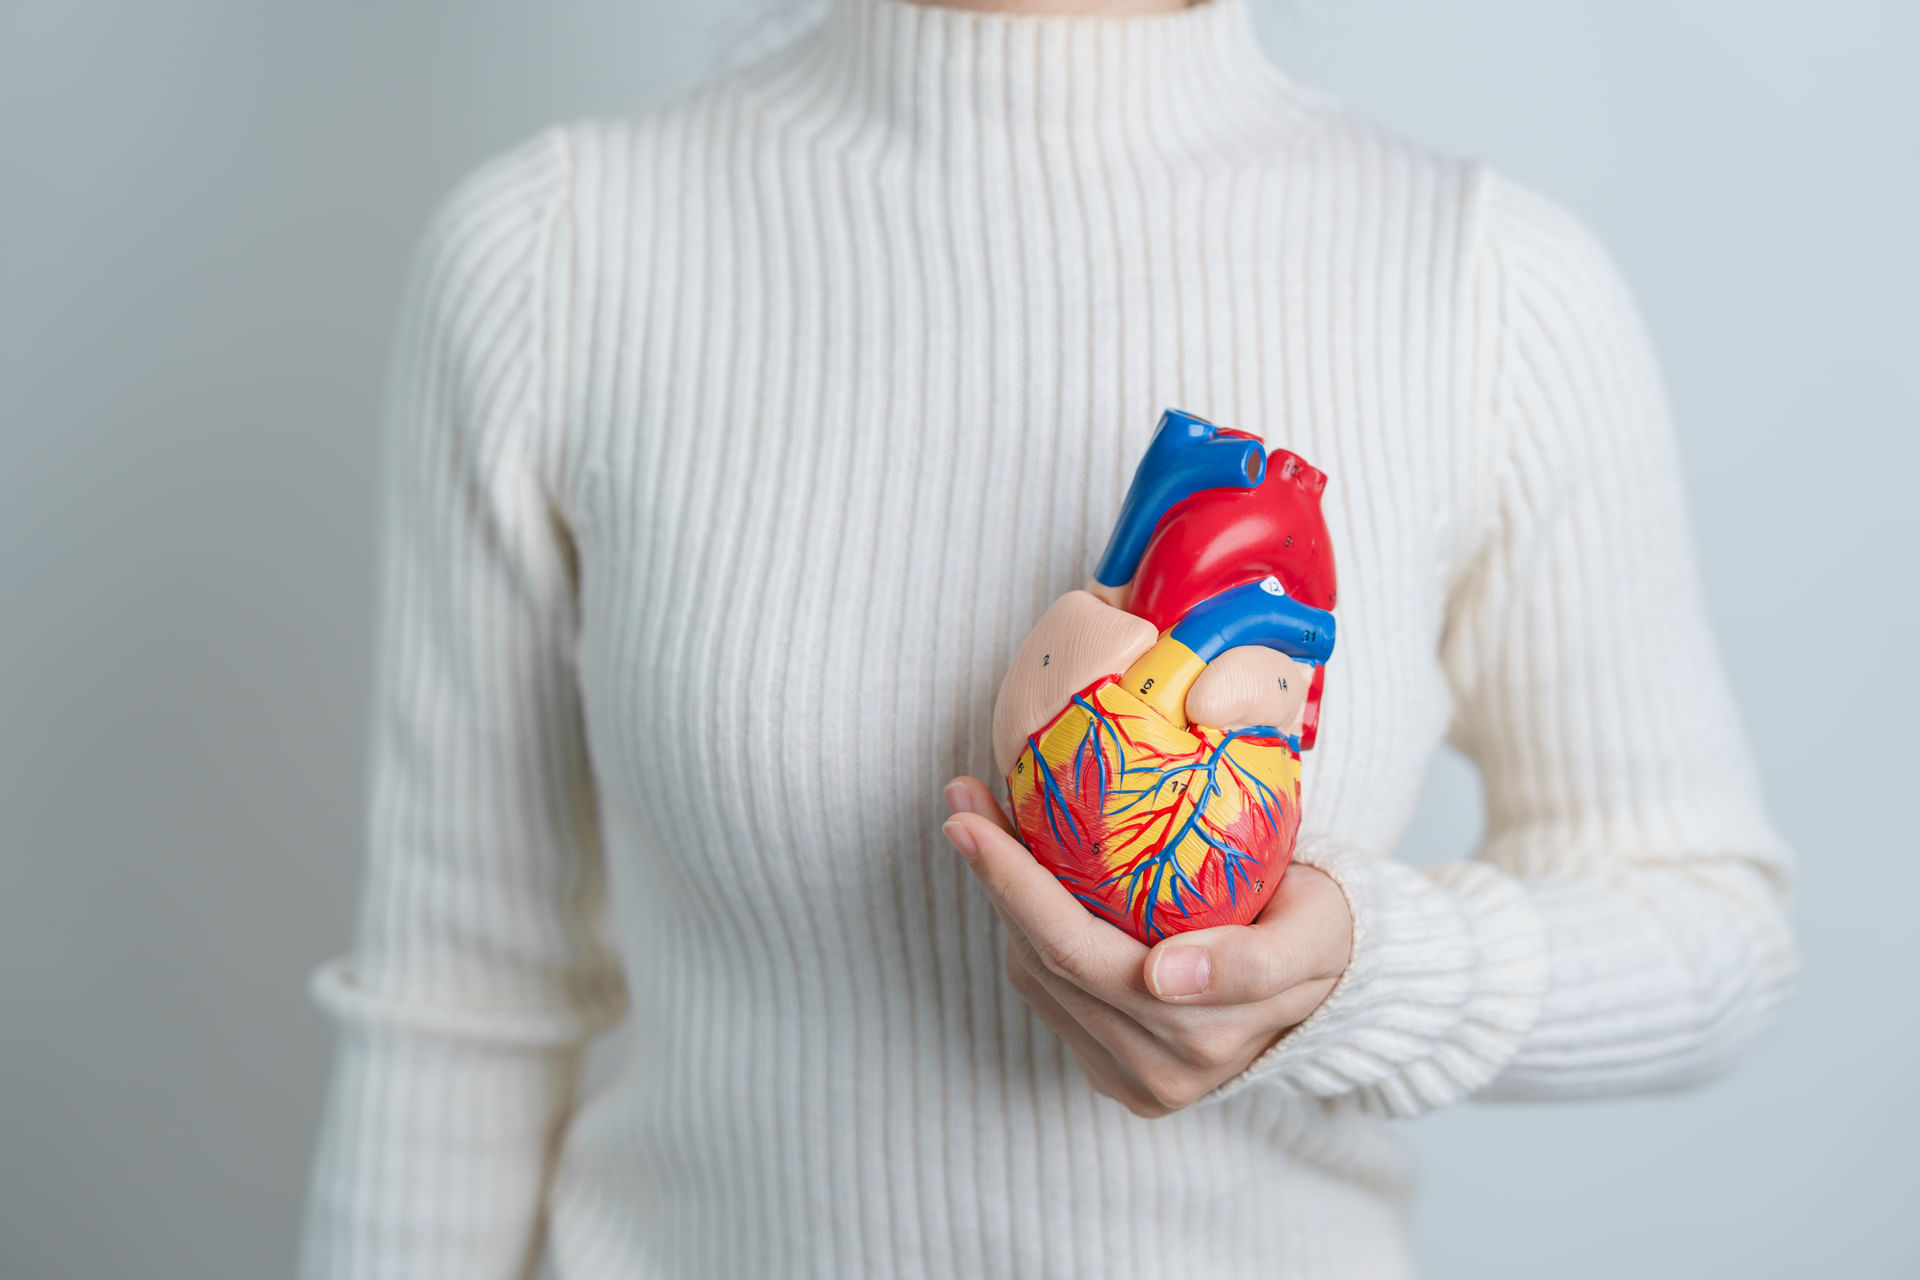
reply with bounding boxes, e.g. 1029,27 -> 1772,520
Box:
995,410 -> 1339,944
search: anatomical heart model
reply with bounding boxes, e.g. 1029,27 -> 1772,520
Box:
995,410 -> 1338,945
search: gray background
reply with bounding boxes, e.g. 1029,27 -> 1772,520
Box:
4,1 -> 1915,1276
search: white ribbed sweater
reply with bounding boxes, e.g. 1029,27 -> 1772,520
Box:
297,1 -> 1799,1276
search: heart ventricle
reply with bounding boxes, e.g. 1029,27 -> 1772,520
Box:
1008,673 -> 1301,945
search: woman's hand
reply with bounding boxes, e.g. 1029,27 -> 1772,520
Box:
941,775 -> 1354,1117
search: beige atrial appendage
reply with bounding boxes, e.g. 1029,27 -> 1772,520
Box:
992,590 -> 1158,776
1183,645 -> 1313,739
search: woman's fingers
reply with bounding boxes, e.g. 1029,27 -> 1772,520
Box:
941,779 -> 1151,1002
1004,939 -> 1164,1110
1007,940 -> 1181,1118
1001,919 -> 1165,1051
942,775 -> 1017,834
1141,862 -> 1353,1007
944,775 -> 1222,1110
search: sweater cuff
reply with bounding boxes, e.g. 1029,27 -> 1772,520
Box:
1196,846 -> 1550,1115
299,959 -> 591,1280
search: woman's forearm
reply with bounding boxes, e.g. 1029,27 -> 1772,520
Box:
1479,857 -> 1796,1100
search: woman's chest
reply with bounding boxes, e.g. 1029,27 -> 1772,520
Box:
566,386 -> 1461,883
546,139 -> 1488,903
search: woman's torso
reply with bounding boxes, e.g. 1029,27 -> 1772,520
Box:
537,6 -> 1490,1273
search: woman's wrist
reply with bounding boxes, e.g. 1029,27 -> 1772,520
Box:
1193,845 -> 1550,1112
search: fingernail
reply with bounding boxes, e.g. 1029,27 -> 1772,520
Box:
1152,946 -> 1210,999
944,780 -> 974,814
942,815 -> 979,862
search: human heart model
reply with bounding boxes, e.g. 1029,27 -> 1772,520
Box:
997,410 -> 1338,945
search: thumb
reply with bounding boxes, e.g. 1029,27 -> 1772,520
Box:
1143,864 -> 1352,1005
943,775 -> 1018,836
1143,926 -> 1299,1005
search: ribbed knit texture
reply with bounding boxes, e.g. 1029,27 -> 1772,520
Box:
297,1 -> 1799,1276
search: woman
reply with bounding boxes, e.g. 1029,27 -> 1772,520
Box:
298,0 -> 1798,1275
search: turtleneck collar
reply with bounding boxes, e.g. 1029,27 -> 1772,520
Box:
765,0 -> 1293,158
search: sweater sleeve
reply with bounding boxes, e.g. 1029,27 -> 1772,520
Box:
297,128 -> 627,1279
1200,169 -> 1799,1116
